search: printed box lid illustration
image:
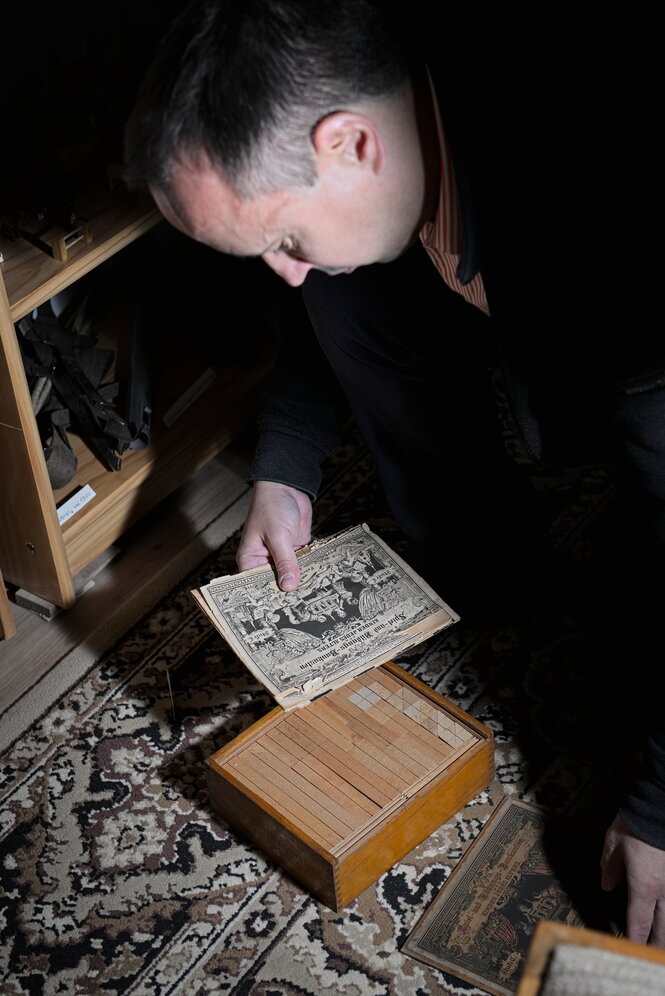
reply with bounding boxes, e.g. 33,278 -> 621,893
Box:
191,523 -> 459,709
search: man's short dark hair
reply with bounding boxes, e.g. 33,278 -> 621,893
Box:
123,0 -> 412,198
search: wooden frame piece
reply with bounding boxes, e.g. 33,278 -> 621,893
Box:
516,920 -> 665,996
0,564 -> 16,639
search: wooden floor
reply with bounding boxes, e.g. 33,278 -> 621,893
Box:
0,432 -> 256,718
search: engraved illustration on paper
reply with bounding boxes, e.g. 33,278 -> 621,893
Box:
196,524 -> 458,706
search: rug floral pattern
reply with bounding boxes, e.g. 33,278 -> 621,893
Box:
0,428 -> 626,995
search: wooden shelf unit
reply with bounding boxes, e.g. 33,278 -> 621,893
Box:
0,186 -> 273,632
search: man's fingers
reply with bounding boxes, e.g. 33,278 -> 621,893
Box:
600,848 -> 622,893
236,550 -> 270,572
235,533 -> 270,572
650,901 -> 665,949
236,539 -> 300,588
600,825 -> 623,892
625,889 -> 657,946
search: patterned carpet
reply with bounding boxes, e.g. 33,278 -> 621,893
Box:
0,423 -> 630,995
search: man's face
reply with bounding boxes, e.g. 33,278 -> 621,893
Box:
152,149 -> 425,287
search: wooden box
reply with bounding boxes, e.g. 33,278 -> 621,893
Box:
516,921 -> 665,996
206,660 -> 493,911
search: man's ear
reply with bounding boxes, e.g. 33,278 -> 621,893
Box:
312,112 -> 385,173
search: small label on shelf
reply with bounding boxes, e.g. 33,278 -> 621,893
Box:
57,484 -> 96,525
163,368 -> 217,428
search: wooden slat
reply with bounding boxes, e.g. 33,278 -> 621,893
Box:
287,712 -> 398,805
214,666 -> 483,855
263,728 -> 375,822
331,682 -> 444,761
320,698 -> 423,786
383,659 -> 487,733
250,741 -> 359,834
331,738 -> 494,898
318,697 -> 427,780
226,750 -> 343,847
260,731 -> 364,824
207,766 -> 338,908
268,730 -> 377,817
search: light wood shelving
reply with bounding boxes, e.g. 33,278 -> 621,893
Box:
0,184 -> 274,635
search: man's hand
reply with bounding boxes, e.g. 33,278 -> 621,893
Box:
236,481 -> 313,590
601,813 -> 665,947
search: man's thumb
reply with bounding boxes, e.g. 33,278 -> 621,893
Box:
273,554 -> 300,591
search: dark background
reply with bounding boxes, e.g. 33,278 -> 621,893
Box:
1,1 -> 180,217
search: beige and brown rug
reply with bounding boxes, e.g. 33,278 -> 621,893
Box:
0,422 -> 631,995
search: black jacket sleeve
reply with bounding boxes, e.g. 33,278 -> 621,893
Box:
248,289 -> 349,499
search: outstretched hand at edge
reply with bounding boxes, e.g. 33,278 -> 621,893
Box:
601,813 -> 665,948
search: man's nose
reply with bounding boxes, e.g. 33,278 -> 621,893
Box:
261,251 -> 313,287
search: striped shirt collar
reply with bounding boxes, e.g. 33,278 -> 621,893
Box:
418,69 -> 489,315
419,69 -> 463,256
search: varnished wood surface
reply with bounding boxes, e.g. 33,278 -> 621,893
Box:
206,767 -> 337,905
332,740 -> 493,909
0,566 -> 16,639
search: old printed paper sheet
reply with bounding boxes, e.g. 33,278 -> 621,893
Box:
192,523 -> 459,708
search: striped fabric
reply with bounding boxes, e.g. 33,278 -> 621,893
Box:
419,79 -> 490,315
